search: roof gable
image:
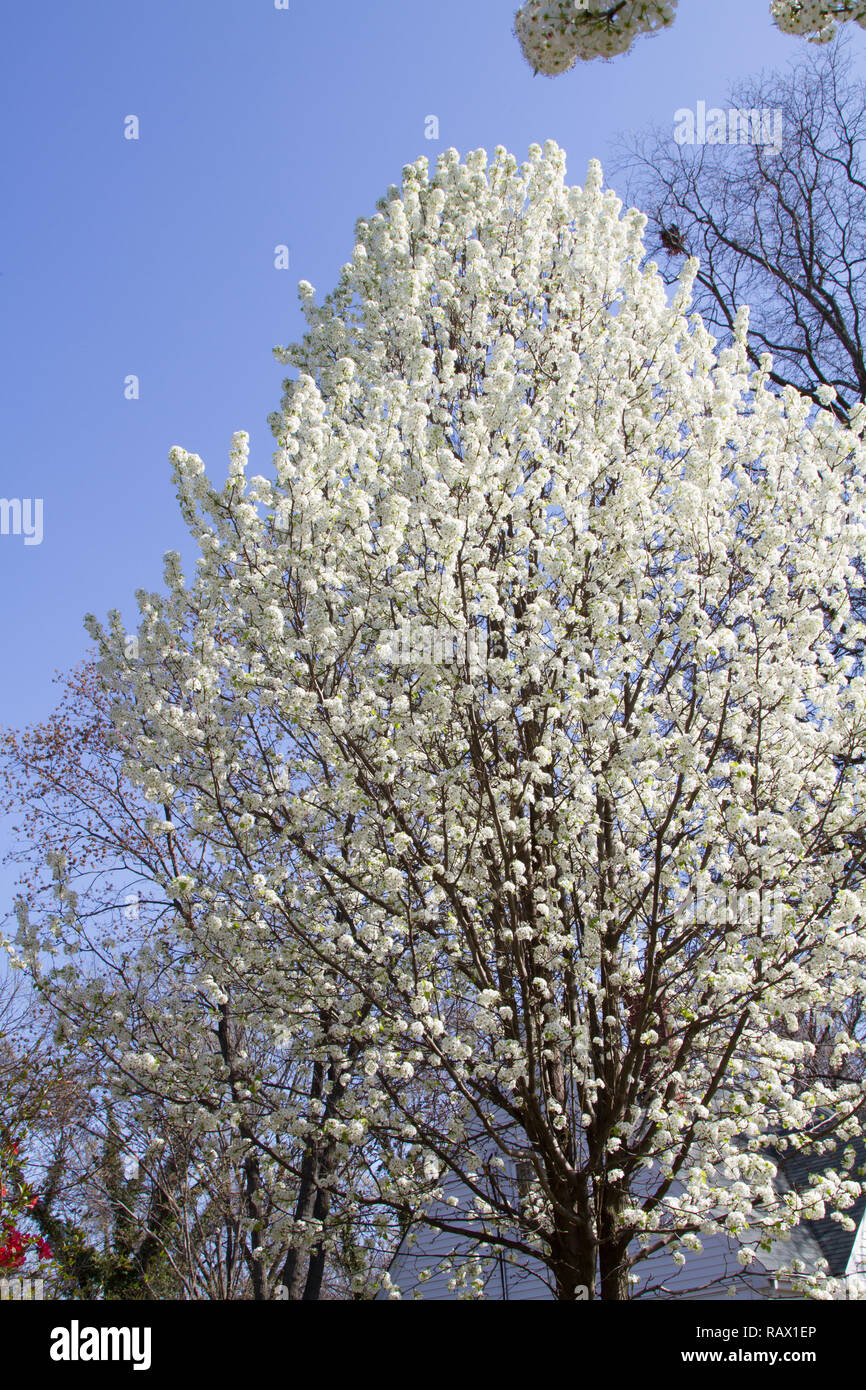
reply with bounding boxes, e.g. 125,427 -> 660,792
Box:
769,1134 -> 866,1276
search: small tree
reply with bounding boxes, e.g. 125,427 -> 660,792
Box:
2,665 -> 392,1299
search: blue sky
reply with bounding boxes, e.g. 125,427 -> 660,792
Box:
1,0 -> 864,892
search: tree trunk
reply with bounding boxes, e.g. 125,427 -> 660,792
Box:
302,1181 -> 330,1300
549,1175 -> 596,1299
598,1188 -> 630,1300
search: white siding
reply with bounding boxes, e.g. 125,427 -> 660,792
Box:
844,1212 -> 866,1297
378,1175 -> 835,1301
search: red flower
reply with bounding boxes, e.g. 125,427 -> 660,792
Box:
0,1225 -> 27,1270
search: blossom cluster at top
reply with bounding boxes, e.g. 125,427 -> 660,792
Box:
771,1 -> 866,41
514,1 -> 866,74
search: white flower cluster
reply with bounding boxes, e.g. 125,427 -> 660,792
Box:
515,0 -> 866,72
515,1 -> 677,71
772,0 -> 866,41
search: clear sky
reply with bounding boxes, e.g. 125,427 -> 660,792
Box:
1,0 -> 864,890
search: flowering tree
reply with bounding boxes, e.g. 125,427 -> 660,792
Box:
17,141 -> 866,1299
514,2 -> 866,75
2,665 -> 400,1298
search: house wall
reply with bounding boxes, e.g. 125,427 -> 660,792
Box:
844,1213 -> 866,1297
374,1110 -> 858,1300
377,1174 -> 826,1301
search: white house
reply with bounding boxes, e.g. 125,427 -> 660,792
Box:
377,1132 -> 866,1300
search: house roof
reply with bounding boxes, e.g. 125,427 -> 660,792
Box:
768,1132 -> 866,1276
